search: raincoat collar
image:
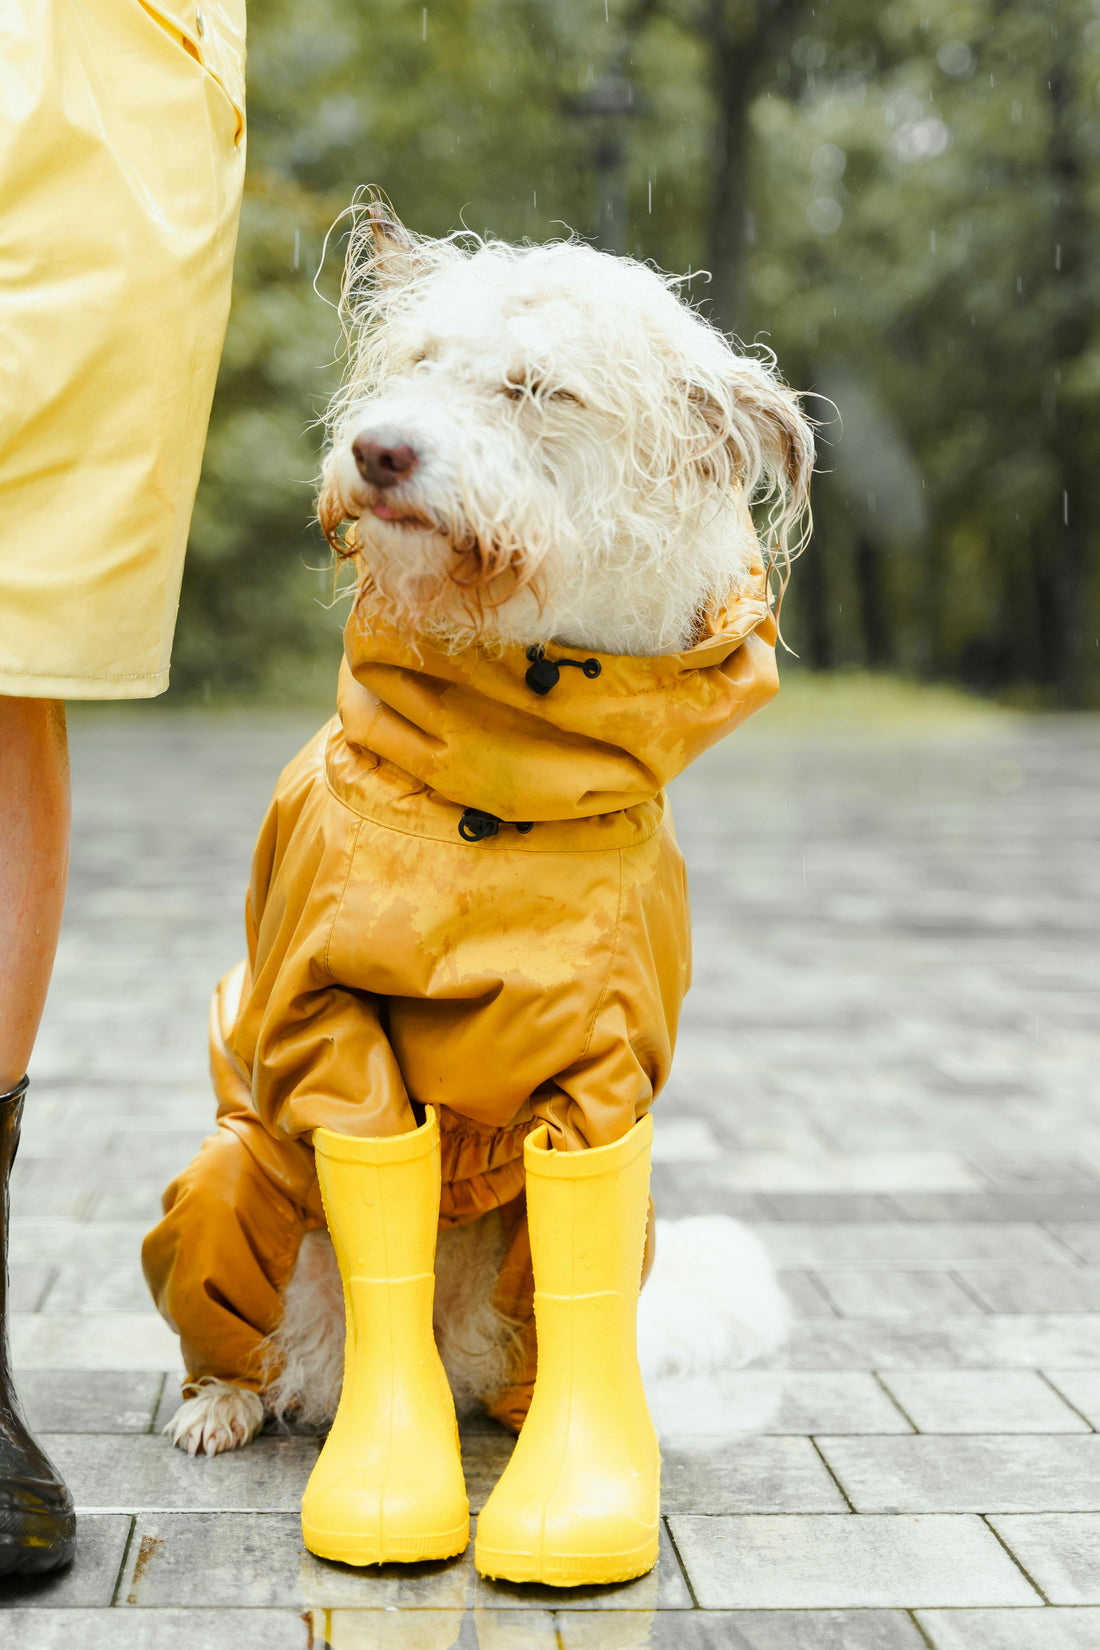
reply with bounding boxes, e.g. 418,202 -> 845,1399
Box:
334,575 -> 778,824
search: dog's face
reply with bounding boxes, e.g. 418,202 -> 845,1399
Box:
320,204 -> 813,655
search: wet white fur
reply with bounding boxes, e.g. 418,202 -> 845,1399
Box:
319,201 -> 813,657
168,1214 -> 788,1455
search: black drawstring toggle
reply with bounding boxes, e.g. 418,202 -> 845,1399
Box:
459,808 -> 534,843
525,645 -> 602,696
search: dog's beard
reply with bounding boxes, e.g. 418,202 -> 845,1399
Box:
344,506 -> 547,646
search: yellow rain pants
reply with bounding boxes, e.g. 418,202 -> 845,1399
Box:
0,2 -> 246,698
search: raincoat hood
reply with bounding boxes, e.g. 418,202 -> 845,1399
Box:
336,575 -> 779,825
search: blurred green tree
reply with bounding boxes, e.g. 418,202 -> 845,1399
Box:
173,0 -> 1100,706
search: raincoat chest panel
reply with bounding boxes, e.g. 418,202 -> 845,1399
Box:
231,724 -> 691,1149
334,809 -> 688,1132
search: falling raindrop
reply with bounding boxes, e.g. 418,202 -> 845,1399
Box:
421,6 -> 427,40
1064,491 -> 1070,525
648,179 -> 652,213
1055,244 -> 1062,271
937,40 -> 975,76
532,190 -> 537,209
292,228 -> 300,271
807,197 -> 843,235
930,230 -> 937,252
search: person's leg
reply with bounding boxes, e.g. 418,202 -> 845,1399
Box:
0,697 -> 70,1087
0,694 -> 75,1575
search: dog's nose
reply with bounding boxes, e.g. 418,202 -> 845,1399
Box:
351,433 -> 419,489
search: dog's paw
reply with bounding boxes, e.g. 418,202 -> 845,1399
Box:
166,1379 -> 265,1456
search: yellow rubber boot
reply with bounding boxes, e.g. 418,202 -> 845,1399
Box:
301,1108 -> 469,1565
474,1114 -> 659,1586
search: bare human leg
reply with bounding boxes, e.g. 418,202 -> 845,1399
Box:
0,697 -> 70,1088
0,694 -> 75,1575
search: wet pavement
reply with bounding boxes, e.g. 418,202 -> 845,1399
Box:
5,691 -> 1100,1648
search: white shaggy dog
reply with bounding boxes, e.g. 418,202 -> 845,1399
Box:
169,199 -> 808,1457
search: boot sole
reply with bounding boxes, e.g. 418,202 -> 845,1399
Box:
302,1518 -> 469,1567
474,1531 -> 659,1587
0,1534 -> 76,1578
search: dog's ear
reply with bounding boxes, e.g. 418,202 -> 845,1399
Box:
364,200 -> 419,286
685,354 -> 815,568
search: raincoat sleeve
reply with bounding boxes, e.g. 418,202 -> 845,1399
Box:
529,818 -> 693,1153
227,730 -> 420,1143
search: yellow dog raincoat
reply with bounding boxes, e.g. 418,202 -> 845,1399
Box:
144,568 -> 778,1426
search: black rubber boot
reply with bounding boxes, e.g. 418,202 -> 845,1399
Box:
0,1077 -> 75,1577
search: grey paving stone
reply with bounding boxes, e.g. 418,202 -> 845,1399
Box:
890,1193 -> 1100,1224
37,1085 -> 213,1123
648,1164 -> 770,1220
777,1269 -> 836,1317
783,1314 -> 1100,1369
645,1370 -> 912,1437
11,1127 -> 108,1165
879,1372 -> 1091,1435
557,1611 -> 928,1649
12,1311 -> 182,1372
759,1193 -> 901,1221
815,1269 -> 985,1318
990,1515 -> 1100,1604
45,1433 -> 319,1512
459,1429 -> 515,1514
23,1371 -> 163,1434
1047,1227 -> 1100,1265
971,1160 -> 1100,1193
818,1435 -> 1100,1513
729,1152 -> 980,1193
8,1262 -> 54,1312
1,1513 -> 131,1608
9,1184 -> 101,1222
659,1435 -> 847,1513
1043,1371 -> 1100,1428
650,1117 -> 722,1163
152,1373 -> 191,1436
961,1268 -> 1100,1314
8,1610 -> 320,1649
43,1259 -> 158,1316
92,1183 -> 177,1223
98,1130 -> 211,1178
917,1607 -> 1100,1649
318,1610 -> 555,1649
667,1514 -> 1041,1608
10,1219 -> 153,1268
754,1223 -> 1072,1269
